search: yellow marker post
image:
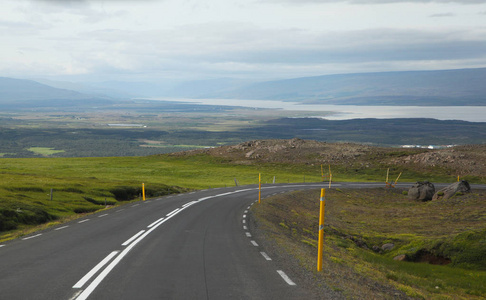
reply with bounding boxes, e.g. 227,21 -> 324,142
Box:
392,172 -> 402,188
328,165 -> 332,189
142,183 -> 146,201
258,173 -> 262,204
458,175 -> 460,182
386,168 -> 390,187
317,188 -> 326,272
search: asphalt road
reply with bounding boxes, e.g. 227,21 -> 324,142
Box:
1,182 -> 484,300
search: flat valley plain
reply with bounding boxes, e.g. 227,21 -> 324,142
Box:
1,99 -> 486,158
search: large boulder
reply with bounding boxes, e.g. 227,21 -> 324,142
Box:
433,180 -> 471,200
408,181 -> 435,201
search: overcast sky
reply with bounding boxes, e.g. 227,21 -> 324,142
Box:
1,0 -> 486,82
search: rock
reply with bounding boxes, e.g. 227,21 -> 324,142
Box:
372,246 -> 383,253
245,150 -> 255,158
408,181 -> 435,201
433,180 -> 471,200
393,254 -> 407,261
382,243 -> 395,251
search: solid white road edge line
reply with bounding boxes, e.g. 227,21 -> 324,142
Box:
260,252 -> 272,261
72,251 -> 120,289
122,230 -> 146,246
277,270 -> 296,286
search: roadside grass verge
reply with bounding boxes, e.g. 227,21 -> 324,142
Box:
252,188 -> 486,299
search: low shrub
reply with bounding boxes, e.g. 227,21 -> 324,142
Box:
110,186 -> 140,201
0,207 -> 57,232
73,207 -> 100,214
6,187 -> 45,193
83,197 -> 116,206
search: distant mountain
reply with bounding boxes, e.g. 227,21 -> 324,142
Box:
176,68 -> 486,106
0,77 -> 113,108
164,78 -> 256,99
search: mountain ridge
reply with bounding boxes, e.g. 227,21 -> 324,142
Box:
2,67 -> 485,106
199,67 -> 486,105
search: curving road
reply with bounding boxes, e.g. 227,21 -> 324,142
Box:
0,182 -> 484,299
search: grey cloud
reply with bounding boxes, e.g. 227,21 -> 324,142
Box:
429,13 -> 456,17
74,26 -> 486,69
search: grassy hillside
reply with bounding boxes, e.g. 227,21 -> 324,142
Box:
252,188 -> 486,299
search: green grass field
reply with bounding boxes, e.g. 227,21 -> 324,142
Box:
252,188 -> 486,299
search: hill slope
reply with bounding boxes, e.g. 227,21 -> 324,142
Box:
0,77 -> 113,108
191,68 -> 486,106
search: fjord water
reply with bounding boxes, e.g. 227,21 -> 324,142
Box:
153,98 -> 486,122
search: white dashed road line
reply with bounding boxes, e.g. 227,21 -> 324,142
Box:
251,240 -> 259,247
78,219 -> 90,223
166,208 -> 180,217
22,234 -> 42,241
122,230 -> 146,246
260,252 -> 272,261
55,226 -> 69,231
147,217 -> 165,228
277,270 -> 297,286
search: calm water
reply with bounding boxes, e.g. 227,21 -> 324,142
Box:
152,98 -> 486,122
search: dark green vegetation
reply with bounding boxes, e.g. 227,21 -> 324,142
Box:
252,188 -> 486,299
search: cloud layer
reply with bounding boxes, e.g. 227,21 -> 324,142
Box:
1,0 -> 486,81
